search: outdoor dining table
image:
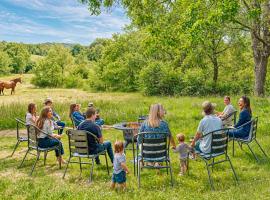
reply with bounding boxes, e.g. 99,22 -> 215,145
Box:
112,122 -> 141,176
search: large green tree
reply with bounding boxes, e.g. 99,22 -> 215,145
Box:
0,50 -> 11,74
80,0 -> 270,96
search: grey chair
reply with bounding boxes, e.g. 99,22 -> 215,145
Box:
136,132 -> 173,188
70,116 -> 77,130
231,117 -> 267,161
62,129 -> 109,182
19,124 -> 62,175
195,128 -> 238,190
11,118 -> 28,157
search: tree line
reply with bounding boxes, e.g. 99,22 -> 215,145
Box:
1,0 -> 270,96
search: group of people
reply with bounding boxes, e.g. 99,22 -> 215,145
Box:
24,95 -> 253,189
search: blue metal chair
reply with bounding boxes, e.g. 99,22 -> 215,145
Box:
195,128 -> 238,190
11,118 -> 28,157
19,124 -> 62,175
63,129 -> 109,182
231,117 -> 268,161
136,132 -> 173,188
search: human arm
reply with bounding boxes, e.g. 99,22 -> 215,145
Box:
191,132 -> 202,147
53,111 -> 61,121
121,162 -> 129,173
234,110 -> 247,128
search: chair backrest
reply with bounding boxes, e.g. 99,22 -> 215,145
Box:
209,128 -> 229,156
66,129 -> 89,156
15,118 -> 27,140
70,116 -> 77,130
222,111 -> 237,126
27,124 -> 39,149
139,132 -> 169,162
247,117 -> 258,141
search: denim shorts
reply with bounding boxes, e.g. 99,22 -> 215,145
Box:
112,170 -> 126,184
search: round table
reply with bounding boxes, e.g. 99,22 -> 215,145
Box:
113,122 -> 141,175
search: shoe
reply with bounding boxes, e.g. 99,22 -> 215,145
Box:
95,162 -> 101,165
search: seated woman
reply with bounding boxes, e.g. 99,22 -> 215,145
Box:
36,106 -> 65,164
217,96 -> 236,126
228,96 -> 252,139
138,103 -> 176,148
26,103 -> 38,125
69,103 -> 85,127
191,101 -> 223,154
44,98 -> 66,134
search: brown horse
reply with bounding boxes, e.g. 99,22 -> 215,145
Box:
0,81 -> 4,95
1,77 -> 22,95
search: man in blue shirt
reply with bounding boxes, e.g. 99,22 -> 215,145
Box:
78,107 -> 114,164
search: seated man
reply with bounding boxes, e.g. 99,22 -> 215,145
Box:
44,98 -> 66,134
78,107 -> 114,164
217,96 -> 236,126
191,101 -> 222,154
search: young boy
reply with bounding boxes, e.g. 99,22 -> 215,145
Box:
173,133 -> 191,176
111,141 -> 129,190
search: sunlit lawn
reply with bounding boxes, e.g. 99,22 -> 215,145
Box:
0,74 -> 270,199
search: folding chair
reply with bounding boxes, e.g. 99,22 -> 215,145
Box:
70,116 -> 77,130
221,110 -> 237,127
231,117 -> 268,161
136,132 -> 173,188
195,128 -> 238,190
63,129 -> 109,182
19,124 -> 62,175
11,118 -> 28,157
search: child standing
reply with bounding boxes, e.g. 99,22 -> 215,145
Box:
173,133 -> 191,176
111,141 -> 129,190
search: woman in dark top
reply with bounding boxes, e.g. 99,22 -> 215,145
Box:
228,96 -> 252,139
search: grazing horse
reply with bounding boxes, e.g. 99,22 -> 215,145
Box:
0,81 -> 4,95
1,77 -> 22,95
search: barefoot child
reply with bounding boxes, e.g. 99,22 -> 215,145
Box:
173,133 -> 191,175
111,141 -> 129,190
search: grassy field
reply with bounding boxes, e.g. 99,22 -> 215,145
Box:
0,74 -> 270,199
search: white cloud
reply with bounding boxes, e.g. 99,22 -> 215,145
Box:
0,0 -> 130,44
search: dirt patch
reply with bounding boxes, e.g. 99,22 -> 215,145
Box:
0,168 -> 27,180
0,129 -> 27,137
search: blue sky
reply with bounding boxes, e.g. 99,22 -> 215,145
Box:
0,0 -> 130,45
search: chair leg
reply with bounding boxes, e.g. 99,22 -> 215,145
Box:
19,149 -> 29,168
254,139 -> 268,158
30,151 -> 40,176
237,141 -> 243,150
62,157 -> 71,179
168,160 -> 173,187
166,160 -> 169,175
132,139 -> 136,176
227,155 -> 238,183
79,157 -> 82,175
89,158 -> 95,182
138,160 -> 141,188
232,139 -> 235,157
104,153 -> 109,175
212,158 -> 214,172
247,143 -> 259,162
205,161 -> 214,190
187,157 -> 189,175
44,151 -> 48,166
11,141 -> 20,157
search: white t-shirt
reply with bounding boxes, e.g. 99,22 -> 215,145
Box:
25,113 -> 35,125
197,115 -> 222,153
221,104 -> 235,126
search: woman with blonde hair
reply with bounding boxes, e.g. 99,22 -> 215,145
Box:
138,103 -> 176,147
36,106 -> 65,164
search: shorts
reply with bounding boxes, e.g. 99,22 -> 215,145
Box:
112,170 -> 126,184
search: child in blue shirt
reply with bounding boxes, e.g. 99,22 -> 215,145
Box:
111,141 -> 129,190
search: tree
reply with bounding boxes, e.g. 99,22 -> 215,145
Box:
32,45 -> 74,87
80,0 -> 270,96
4,43 -> 30,73
0,50 -> 11,74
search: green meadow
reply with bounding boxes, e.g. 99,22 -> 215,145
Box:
0,75 -> 270,199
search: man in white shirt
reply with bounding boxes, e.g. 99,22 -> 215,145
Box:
191,101 -> 222,154
217,96 -> 236,126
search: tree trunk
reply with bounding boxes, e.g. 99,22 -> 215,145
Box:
212,54 -> 218,83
